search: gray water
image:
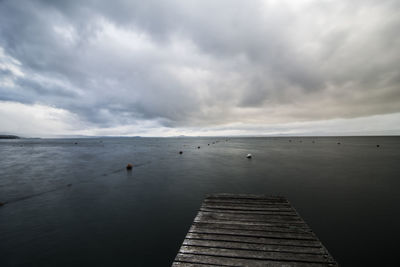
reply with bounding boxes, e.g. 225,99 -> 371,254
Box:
0,137 -> 399,266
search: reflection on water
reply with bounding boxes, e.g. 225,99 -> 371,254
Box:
0,136 -> 399,266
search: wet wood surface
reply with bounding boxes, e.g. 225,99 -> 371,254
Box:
172,193 -> 337,266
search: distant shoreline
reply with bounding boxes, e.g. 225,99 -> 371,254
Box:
0,135 -> 20,139
1,135 -> 399,139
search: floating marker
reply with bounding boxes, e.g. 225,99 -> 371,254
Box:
126,163 -> 133,170
179,151 -> 183,154
246,153 -> 252,159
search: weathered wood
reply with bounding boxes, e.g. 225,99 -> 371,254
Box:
202,203 -> 295,212
200,207 -> 297,216
196,211 -> 306,224
174,253 -> 333,267
185,233 -> 323,247
173,194 -> 337,266
204,198 -> 289,205
172,262 -> 221,267
182,239 -> 327,254
189,226 -> 316,240
204,200 -> 292,208
192,219 -> 311,231
206,193 -> 287,202
179,246 -> 334,264
192,222 -> 312,234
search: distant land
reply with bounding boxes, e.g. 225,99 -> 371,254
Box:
0,135 -> 20,139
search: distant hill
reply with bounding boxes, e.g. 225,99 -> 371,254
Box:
0,135 -> 20,139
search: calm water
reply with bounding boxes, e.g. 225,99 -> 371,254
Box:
0,137 -> 399,266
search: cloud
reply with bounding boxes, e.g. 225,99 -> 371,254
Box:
2,100 -> 399,137
0,0 -> 399,136
0,101 -> 82,136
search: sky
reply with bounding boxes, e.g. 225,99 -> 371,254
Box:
0,0 -> 399,137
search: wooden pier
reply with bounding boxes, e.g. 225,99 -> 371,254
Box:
172,194 -> 337,266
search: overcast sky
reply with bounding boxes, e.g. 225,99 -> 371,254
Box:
1,0 -> 399,137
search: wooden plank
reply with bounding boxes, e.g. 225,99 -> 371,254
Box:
172,194 -> 337,266
174,253 -> 335,267
192,222 -> 312,234
186,233 -> 323,248
196,211 -> 306,224
205,198 -> 289,206
200,207 -> 297,216
202,203 -> 295,212
203,199 -> 291,208
189,226 -> 316,241
182,239 -> 327,255
206,193 -> 286,200
193,219 -> 311,231
172,262 -> 220,267
179,245 -> 334,264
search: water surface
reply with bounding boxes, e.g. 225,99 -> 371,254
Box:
1,137 -> 399,266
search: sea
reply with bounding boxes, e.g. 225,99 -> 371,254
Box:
0,136 -> 399,266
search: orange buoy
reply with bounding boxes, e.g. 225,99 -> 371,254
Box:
126,163 -> 133,170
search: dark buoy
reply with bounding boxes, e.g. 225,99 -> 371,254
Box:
337,142 -> 341,145
74,142 -> 78,145
179,151 -> 183,154
208,144 -> 210,146
67,184 -> 72,187
312,140 -> 315,143
376,144 -> 380,148
197,146 -> 200,149
126,163 -> 133,170
0,202 -> 5,207
246,153 -> 252,159
289,140 -> 292,142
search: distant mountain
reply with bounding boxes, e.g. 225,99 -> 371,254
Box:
0,135 -> 20,139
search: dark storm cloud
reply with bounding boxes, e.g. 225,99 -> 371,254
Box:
1,0 -> 399,132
